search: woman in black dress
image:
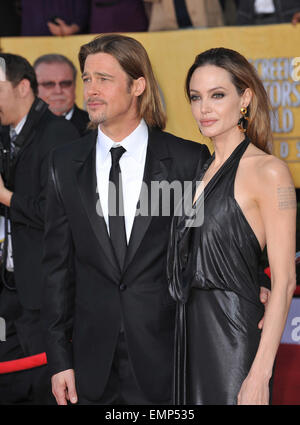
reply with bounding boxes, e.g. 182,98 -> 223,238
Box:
168,48 -> 296,405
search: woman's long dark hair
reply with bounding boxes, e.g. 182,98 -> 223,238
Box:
185,48 -> 272,153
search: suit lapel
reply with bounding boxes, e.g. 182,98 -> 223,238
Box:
73,128 -> 171,275
13,131 -> 36,168
74,132 -> 120,274
123,128 -> 170,272
12,100 -> 49,167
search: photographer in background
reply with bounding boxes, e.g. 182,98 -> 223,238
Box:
0,54 -> 79,404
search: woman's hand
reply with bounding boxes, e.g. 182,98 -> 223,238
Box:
237,373 -> 269,405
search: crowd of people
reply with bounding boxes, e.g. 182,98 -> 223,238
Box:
1,1 -> 300,37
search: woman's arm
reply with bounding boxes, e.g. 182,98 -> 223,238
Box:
238,157 -> 296,405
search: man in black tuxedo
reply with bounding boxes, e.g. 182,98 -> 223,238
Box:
34,54 -> 90,136
0,53 -> 79,404
42,34 -> 210,405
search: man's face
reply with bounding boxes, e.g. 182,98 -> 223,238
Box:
0,80 -> 21,127
82,53 -> 139,132
35,62 -> 76,115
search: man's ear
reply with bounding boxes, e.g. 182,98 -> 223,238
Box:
132,77 -> 146,97
17,78 -> 32,98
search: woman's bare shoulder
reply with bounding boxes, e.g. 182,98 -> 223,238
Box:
242,144 -> 293,186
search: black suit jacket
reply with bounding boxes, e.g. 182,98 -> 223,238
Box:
7,101 -> 79,310
42,127 -> 210,402
69,104 -> 90,136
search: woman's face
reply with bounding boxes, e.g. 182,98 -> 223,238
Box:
189,64 -> 251,140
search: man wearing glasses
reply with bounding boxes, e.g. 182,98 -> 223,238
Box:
34,54 -> 90,136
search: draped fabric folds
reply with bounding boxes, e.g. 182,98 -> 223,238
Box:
167,138 -> 269,405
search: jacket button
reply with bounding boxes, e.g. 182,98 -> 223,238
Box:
119,283 -> 127,291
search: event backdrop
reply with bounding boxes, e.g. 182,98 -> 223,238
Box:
0,23 -> 299,185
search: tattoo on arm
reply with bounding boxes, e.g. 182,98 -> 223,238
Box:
277,186 -> 297,210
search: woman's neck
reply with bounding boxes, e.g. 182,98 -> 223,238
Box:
211,128 -> 246,166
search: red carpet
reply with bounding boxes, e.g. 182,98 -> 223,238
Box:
0,352 -> 47,374
272,343 -> 300,405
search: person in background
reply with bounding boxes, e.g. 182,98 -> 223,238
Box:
89,0 -> 148,34
34,54 -> 90,136
219,0 -> 240,26
236,0 -> 300,26
21,0 -> 89,36
144,0 -> 223,31
0,53 -> 79,404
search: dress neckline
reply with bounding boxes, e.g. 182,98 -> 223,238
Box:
199,137 -> 250,201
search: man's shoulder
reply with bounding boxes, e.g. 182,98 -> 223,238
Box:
70,105 -> 90,136
42,109 -> 79,134
35,110 -> 80,149
51,130 -> 97,164
72,104 -> 89,120
149,127 -> 210,157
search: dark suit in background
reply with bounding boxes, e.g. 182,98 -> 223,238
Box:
21,0 -> 89,36
69,104 -> 90,136
0,99 -> 79,404
89,0 -> 148,33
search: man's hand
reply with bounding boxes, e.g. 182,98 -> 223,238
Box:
47,19 -> 80,36
0,175 -> 12,207
258,286 -> 271,330
292,12 -> 300,25
51,369 -> 78,405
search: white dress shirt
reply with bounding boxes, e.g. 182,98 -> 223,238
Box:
254,0 -> 275,14
9,114 -> 27,139
64,107 -> 74,121
96,119 -> 148,243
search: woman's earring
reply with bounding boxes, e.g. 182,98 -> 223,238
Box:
237,107 -> 248,133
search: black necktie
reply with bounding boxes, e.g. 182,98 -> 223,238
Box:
108,146 -> 127,270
